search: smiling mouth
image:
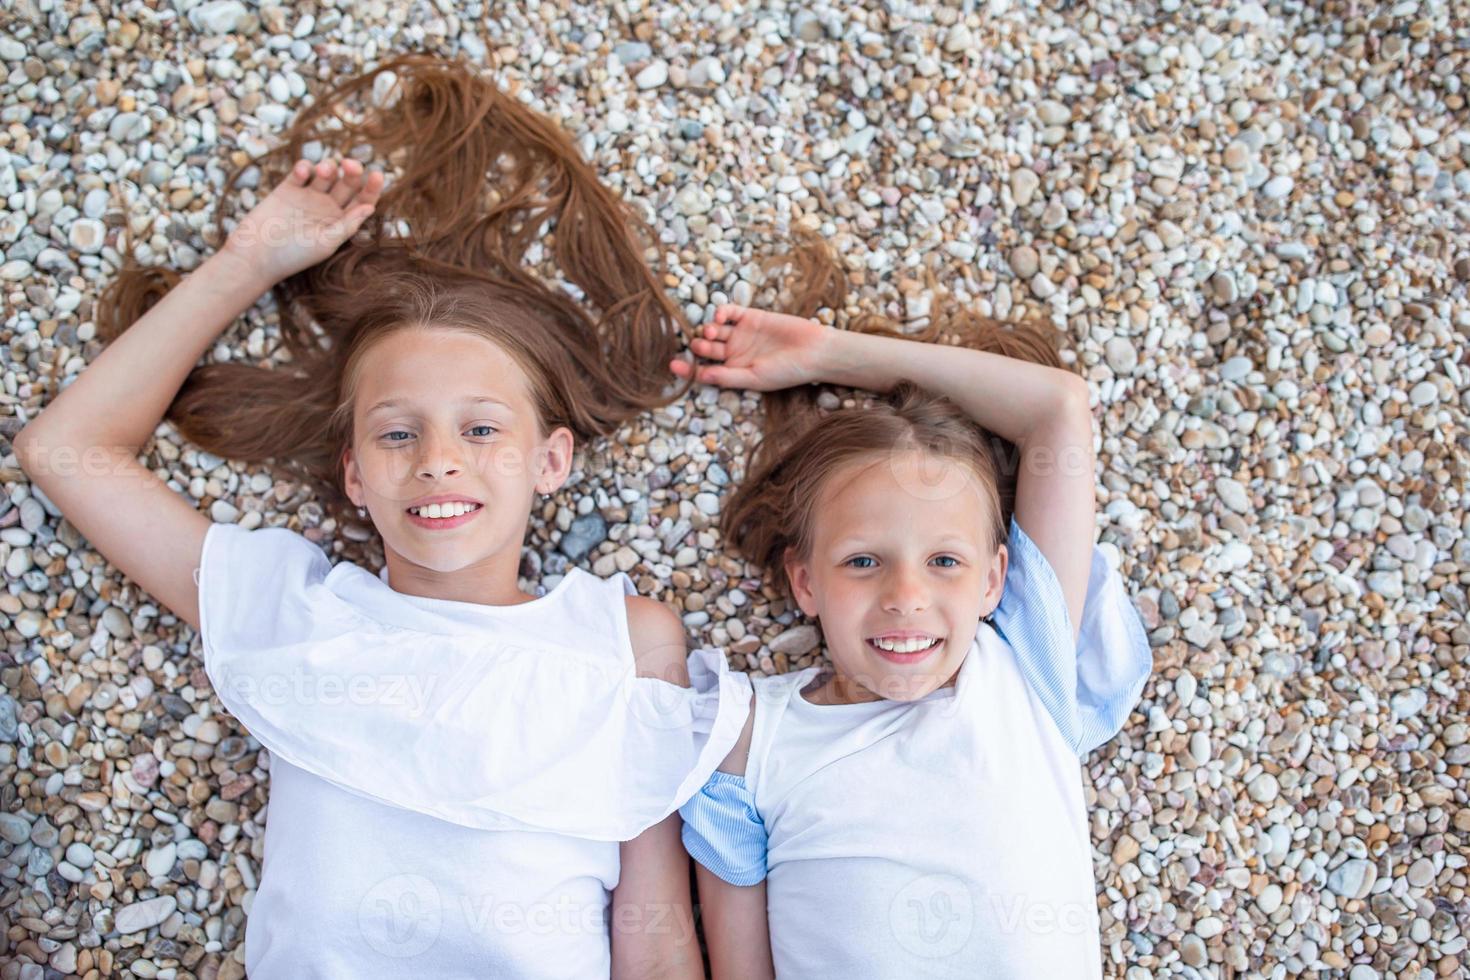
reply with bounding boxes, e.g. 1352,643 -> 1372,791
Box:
866,636 -> 945,661
405,502 -> 482,519
404,502 -> 485,529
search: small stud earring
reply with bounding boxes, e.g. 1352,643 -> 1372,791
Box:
357,506 -> 366,517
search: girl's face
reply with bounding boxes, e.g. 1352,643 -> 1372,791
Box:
342,326 -> 573,577
785,450 -> 1007,704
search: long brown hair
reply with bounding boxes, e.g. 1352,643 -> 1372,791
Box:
721,232 -> 1072,599
97,55 -> 692,525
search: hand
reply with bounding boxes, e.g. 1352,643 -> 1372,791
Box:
669,305 -> 831,391
222,157 -> 385,285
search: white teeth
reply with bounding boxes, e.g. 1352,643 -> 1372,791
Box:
410,502 -> 479,519
871,636 -> 938,654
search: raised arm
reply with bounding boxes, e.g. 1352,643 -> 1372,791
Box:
13,158 -> 382,632
671,306 -> 1096,645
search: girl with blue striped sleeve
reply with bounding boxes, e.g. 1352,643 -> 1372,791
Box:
666,287 -> 1153,978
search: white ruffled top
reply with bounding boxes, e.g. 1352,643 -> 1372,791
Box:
196,521 -> 752,842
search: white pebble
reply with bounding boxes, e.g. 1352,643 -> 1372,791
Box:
69,218 -> 106,254
635,61 -> 669,89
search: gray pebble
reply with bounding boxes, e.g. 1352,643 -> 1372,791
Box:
1368,570 -> 1404,601
65,842 -> 95,868
559,512 -> 607,561
114,895 -> 178,934
142,160 -> 173,186
1261,175 -> 1294,199
613,42 -> 652,64
0,693 -> 17,742
1220,356 -> 1253,382
100,606 -> 133,640
82,188 -> 110,218
1326,858 -> 1375,899
0,812 -> 27,844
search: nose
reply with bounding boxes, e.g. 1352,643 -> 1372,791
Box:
416,428 -> 464,481
880,564 -> 930,616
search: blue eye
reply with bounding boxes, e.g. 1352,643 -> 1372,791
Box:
381,426 -> 496,443
932,556 -> 959,568
845,556 -> 876,569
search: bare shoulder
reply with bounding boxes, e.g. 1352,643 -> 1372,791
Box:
621,594 -> 757,774
623,595 -> 690,686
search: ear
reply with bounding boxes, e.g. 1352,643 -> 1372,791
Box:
341,445 -> 362,507
981,543 -> 1008,617
533,426 -> 575,494
784,547 -> 819,619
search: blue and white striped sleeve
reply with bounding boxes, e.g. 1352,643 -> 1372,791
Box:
991,515 -> 1153,756
678,770 -> 767,886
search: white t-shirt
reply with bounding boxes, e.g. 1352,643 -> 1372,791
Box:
680,515 -> 1153,978
196,521 -> 751,978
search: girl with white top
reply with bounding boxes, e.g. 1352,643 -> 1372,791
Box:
17,56 -> 748,978
667,271 -> 1153,977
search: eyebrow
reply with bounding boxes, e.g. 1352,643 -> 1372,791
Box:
365,396 -> 513,417
830,536 -> 978,552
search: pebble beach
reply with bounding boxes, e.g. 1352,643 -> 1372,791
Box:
2,0 -> 1469,977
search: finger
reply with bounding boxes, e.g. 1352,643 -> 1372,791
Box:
325,204 -> 374,242
307,158 -> 338,194
714,304 -> 747,326
669,357 -> 691,378
352,169 -> 386,208
696,364 -> 750,388
689,337 -> 727,360
285,159 -> 312,187
702,322 -> 734,341
342,204 -> 375,237
330,159 -> 363,208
